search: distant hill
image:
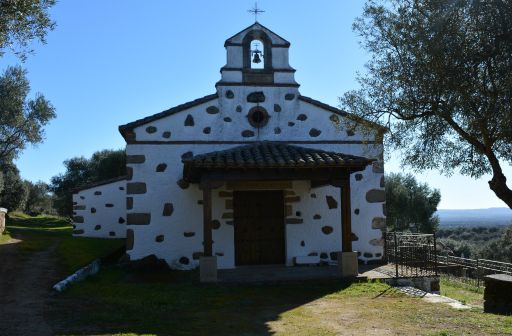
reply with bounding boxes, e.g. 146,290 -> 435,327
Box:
436,207 -> 512,227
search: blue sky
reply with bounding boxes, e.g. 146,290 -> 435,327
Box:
1,1 -> 511,209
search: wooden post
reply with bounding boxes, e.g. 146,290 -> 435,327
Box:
341,179 -> 352,252
203,187 -> 213,256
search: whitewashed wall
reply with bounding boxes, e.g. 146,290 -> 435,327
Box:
124,85 -> 385,269
72,179 -> 127,238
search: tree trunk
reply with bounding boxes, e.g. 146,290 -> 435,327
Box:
486,153 -> 512,209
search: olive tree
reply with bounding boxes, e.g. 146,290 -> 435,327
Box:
342,0 -> 512,208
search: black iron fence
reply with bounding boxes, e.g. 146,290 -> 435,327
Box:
384,232 -> 438,278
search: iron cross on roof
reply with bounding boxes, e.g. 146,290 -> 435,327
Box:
248,2 -> 265,22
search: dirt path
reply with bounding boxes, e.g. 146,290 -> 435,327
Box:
0,237 -> 59,336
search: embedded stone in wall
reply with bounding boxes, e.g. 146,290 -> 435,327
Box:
146,126 -> 157,134
313,214 -> 321,220
371,217 -> 386,230
274,127 -> 281,134
320,252 -> 328,259
311,193 -> 316,198
366,189 -> 385,203
351,233 -> 359,241
109,232 -> 116,237
380,176 -> 385,187
127,213 -> 151,225
363,252 -> 373,258
274,104 -> 281,112
284,190 -> 295,196
247,91 -> 265,103
285,218 -> 303,224
203,127 -> 211,134
156,163 -> 167,172
241,130 -> 255,137
285,93 -> 295,100
297,114 -> 307,121
127,182 -> 147,194
225,90 -> 234,99
326,196 -> 338,209
184,114 -> 194,126
308,252 -> 319,256
212,220 -> 221,230
224,117 -> 232,122
155,235 -> 164,243
321,226 -> 333,235
119,187 -> 124,190
236,105 -> 242,112
372,161 -> 384,173
126,229 -> 134,250
73,229 -> 84,235
105,203 -> 114,208
346,130 -> 355,137
73,205 -> 86,210
382,203 -> 387,216
94,191 -> 102,196
370,238 -> 384,246
225,221 -> 233,225
288,122 -> 295,127
94,225 -> 101,231
330,114 -> 339,123
215,252 -> 224,257
126,197 -> 133,210
73,216 -> 84,223
206,106 -> 219,114
126,167 -> 133,180
192,252 -> 204,260
162,131 -> 171,138
126,155 -> 145,164
355,174 -> 363,181
329,252 -> 338,260
91,208 -> 96,213
285,205 -> 292,216
118,217 -> 125,224
309,128 -> 322,137
300,240 -> 305,247
285,196 -> 300,203
354,208 -> 360,215
181,151 -> 193,160
80,196 -> 85,200
162,203 -> 174,216
222,212 -> 233,219
197,200 -> 203,205
375,253 -> 382,258
177,179 -> 190,189
225,199 -> 233,209
179,257 -> 190,265
184,232 -> 195,237
218,191 -> 233,197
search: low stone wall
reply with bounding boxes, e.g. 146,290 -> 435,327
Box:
385,276 -> 440,293
0,208 -> 7,234
484,274 -> 512,314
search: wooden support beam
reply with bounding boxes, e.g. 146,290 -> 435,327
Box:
341,179 -> 352,252
203,188 -> 213,256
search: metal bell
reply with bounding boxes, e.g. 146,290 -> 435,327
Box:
252,51 -> 262,64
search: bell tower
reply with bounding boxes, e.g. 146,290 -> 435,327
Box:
216,23 -> 299,88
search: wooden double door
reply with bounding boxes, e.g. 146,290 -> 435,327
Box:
234,190 -> 285,266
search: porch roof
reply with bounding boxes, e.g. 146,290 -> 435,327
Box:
182,142 -> 374,183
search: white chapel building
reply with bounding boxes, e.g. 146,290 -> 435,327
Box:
72,22 -> 386,279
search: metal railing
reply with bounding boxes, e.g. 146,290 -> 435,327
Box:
437,255 -> 512,287
384,232 -> 438,278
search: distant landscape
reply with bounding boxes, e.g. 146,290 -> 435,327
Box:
437,207 -> 512,227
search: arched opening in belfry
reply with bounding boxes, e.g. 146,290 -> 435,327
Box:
250,39 -> 265,69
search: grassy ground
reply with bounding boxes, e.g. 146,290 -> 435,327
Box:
440,276 -> 485,307
4,212 -> 125,273
47,269 -> 512,336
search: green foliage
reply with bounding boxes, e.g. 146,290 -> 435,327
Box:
478,227 -> 512,262
0,66 -> 56,164
50,149 -> 126,216
341,0 -> 512,208
386,173 -> 441,233
23,180 -> 53,215
0,162 -> 27,211
0,0 -> 56,60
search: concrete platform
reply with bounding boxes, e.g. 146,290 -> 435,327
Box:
216,264 -> 392,283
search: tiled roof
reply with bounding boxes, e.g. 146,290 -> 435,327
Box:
182,142 -> 373,169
